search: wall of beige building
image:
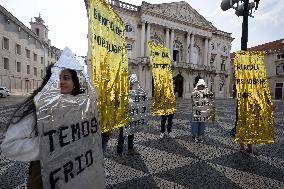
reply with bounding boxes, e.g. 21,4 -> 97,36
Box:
0,7 -> 60,95
265,54 -> 284,100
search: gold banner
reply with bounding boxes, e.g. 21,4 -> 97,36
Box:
234,51 -> 274,144
89,0 -> 129,133
148,41 -> 176,115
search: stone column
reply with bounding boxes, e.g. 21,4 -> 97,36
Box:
138,64 -> 143,86
140,22 -> 145,57
208,38 -> 212,65
165,28 -> 170,48
170,29 -> 175,60
186,32 -> 190,63
146,22 -> 151,56
204,38 -> 209,65
190,33 -> 195,63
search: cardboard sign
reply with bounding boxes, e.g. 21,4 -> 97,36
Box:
123,90 -> 149,136
191,89 -> 214,122
35,93 -> 105,189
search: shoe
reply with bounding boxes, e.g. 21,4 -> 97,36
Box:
160,132 -> 165,138
246,149 -> 258,156
117,155 -> 126,164
128,149 -> 139,156
196,137 -> 203,143
240,149 -> 255,157
192,136 -> 196,142
168,132 -> 176,138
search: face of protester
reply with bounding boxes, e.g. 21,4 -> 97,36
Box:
197,85 -> 205,90
60,69 -> 74,95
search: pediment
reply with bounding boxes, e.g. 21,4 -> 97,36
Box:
141,1 -> 215,30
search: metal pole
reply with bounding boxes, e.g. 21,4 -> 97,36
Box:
241,0 -> 249,51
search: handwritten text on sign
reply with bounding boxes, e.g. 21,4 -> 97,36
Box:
192,91 -> 214,122
37,95 -> 105,189
123,92 -> 149,136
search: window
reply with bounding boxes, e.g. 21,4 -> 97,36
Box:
210,54 -> 216,64
34,53 -> 37,61
276,63 -> 284,75
221,59 -> 226,71
16,44 -> 21,55
125,24 -> 133,32
34,67 -> 37,76
126,44 -> 132,50
41,57 -> 43,64
3,37 -> 9,50
27,65 -> 30,74
277,53 -> 284,60
219,79 -> 224,92
36,28 -> 39,36
3,58 -> 9,70
276,83 -> 283,88
151,34 -> 163,45
211,43 -> 215,50
17,62 -> 21,72
26,49 -> 31,58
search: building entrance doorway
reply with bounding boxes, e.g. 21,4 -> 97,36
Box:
174,74 -> 183,97
275,83 -> 283,100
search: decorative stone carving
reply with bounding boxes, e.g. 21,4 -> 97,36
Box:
142,2 -> 214,30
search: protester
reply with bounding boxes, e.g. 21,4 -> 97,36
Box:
1,47 -> 106,188
1,63 -> 84,188
190,79 -> 214,143
160,114 -> 175,138
233,101 -> 258,156
116,74 -> 140,164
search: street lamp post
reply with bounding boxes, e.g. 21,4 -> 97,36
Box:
241,0 -> 249,51
221,0 -> 260,51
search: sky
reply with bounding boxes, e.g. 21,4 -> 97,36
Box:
1,0 -> 283,56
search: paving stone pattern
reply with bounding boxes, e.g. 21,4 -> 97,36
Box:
0,99 -> 284,189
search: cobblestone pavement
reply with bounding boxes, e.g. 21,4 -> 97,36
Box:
0,99 -> 284,189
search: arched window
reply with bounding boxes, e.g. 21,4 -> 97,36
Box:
173,40 -> 183,62
151,34 -> 163,45
36,28 -> 39,36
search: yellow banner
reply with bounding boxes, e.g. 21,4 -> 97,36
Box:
148,41 -> 176,115
234,51 -> 274,144
89,0 -> 129,133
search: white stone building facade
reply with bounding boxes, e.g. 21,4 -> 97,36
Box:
85,0 -> 233,98
0,5 -> 61,95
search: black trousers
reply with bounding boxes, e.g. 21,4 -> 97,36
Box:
161,114 -> 174,133
117,128 -> 134,155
